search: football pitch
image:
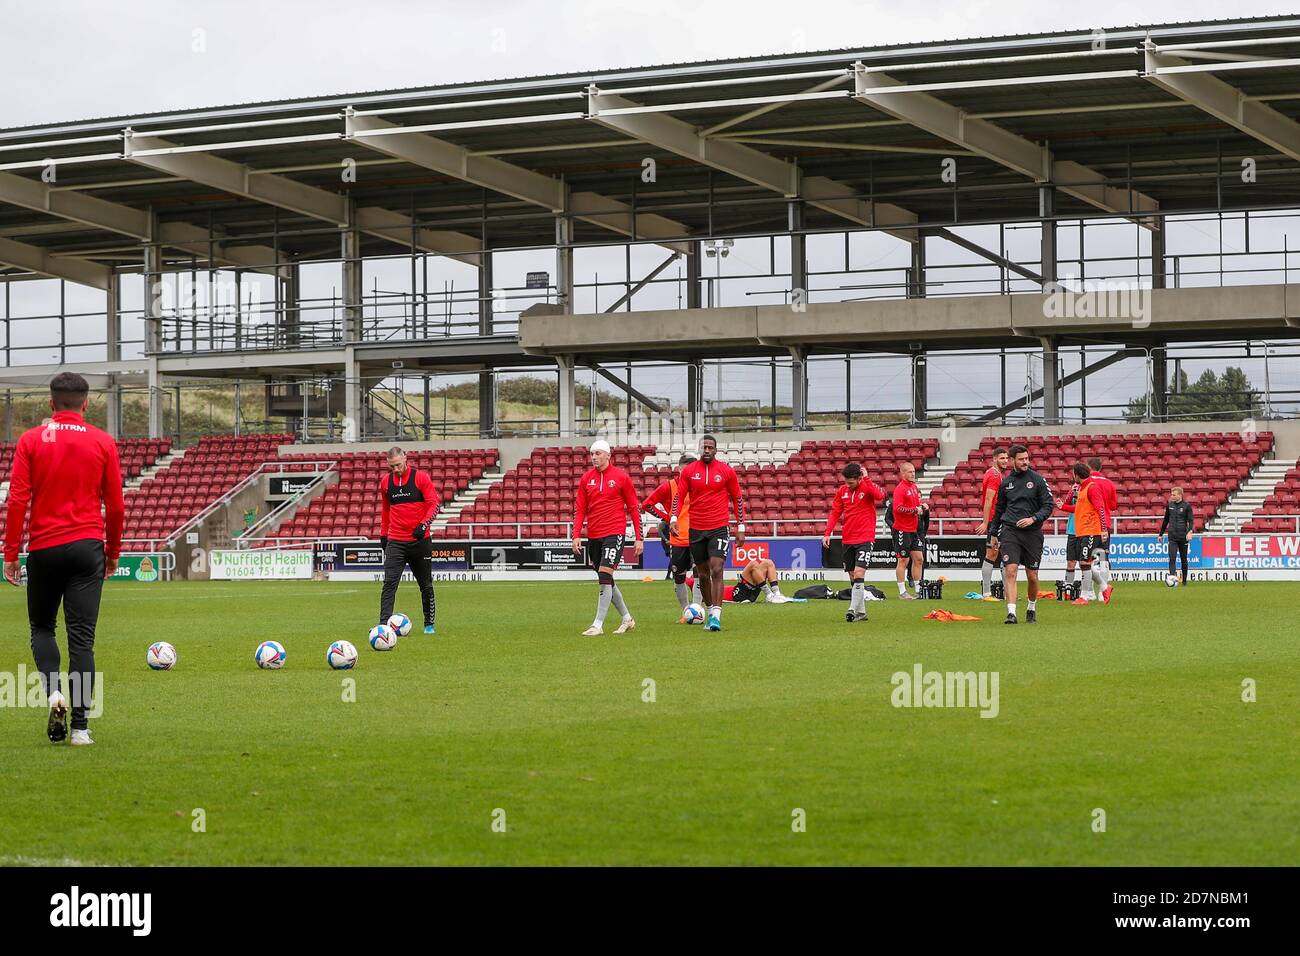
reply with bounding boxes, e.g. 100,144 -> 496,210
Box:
0,579 -> 1295,866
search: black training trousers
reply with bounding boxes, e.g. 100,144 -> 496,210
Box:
27,538 -> 105,730
379,538 -> 436,627
1168,536 -> 1189,579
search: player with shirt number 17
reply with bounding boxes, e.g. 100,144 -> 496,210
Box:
572,440 -> 644,636
670,434 -> 745,632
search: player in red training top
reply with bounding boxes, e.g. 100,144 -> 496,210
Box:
670,434 -> 744,632
976,446 -> 1010,599
822,462 -> 886,624
4,372 -> 124,747
379,446 -> 442,634
572,439 -> 644,636
890,461 -> 926,599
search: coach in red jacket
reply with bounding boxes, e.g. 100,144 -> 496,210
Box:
378,446 -> 440,635
3,372 -> 124,746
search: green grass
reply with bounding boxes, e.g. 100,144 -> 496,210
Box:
0,579 -> 1295,866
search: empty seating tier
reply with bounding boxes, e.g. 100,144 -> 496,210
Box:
272,449 -> 499,541
1242,459 -> 1300,533
927,432 -> 1275,535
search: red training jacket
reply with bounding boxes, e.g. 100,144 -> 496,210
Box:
574,464 -> 643,540
891,479 -> 923,533
379,468 -> 440,542
1088,472 -> 1119,517
4,410 -> 124,562
824,477 -> 887,545
672,458 -> 743,532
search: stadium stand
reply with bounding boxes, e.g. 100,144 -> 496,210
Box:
120,433 -> 294,548
1242,458 -> 1300,533
4,430 -> 1292,552
0,436 -> 169,486
0,437 -> 172,551
439,444 -> 657,539
926,432 -> 1276,534
442,438 -> 940,538
269,448 -> 500,541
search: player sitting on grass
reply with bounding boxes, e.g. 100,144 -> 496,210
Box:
686,557 -> 789,604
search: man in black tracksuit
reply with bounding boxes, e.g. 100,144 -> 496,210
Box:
1158,486 -> 1195,585
991,444 -> 1055,625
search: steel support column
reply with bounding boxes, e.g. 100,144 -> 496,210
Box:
341,208 -> 363,342
789,346 -> 808,431
1040,186 -> 1057,289
143,243 -> 164,439
1151,345 -> 1168,422
343,345 -> 362,442
557,354 -> 576,438
555,214 -> 574,311
1040,336 -> 1061,425
686,244 -> 702,310
479,247 -> 496,438
789,201 -> 807,299
911,350 -> 928,426
104,268 -> 122,438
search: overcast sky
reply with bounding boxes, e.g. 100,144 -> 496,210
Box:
1,0 -> 1295,128
2,2 -> 1297,422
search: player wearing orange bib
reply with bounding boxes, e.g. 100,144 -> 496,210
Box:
1070,461 -> 1111,606
641,453 -> 698,619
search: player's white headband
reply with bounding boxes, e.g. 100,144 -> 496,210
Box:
589,440 -> 611,455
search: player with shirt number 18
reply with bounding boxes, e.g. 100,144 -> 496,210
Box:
670,434 -> 745,632
572,440 -> 644,636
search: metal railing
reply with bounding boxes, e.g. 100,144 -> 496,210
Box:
159,460 -> 317,546
235,461 -> 338,545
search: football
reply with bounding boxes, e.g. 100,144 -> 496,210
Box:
326,640 -> 359,670
146,641 -> 177,671
684,603 -> 705,624
254,640 -> 287,669
368,624 -> 398,651
387,612 -> 412,636
1165,574 -> 1180,588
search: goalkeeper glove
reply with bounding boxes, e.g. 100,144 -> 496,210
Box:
413,521 -> 429,541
